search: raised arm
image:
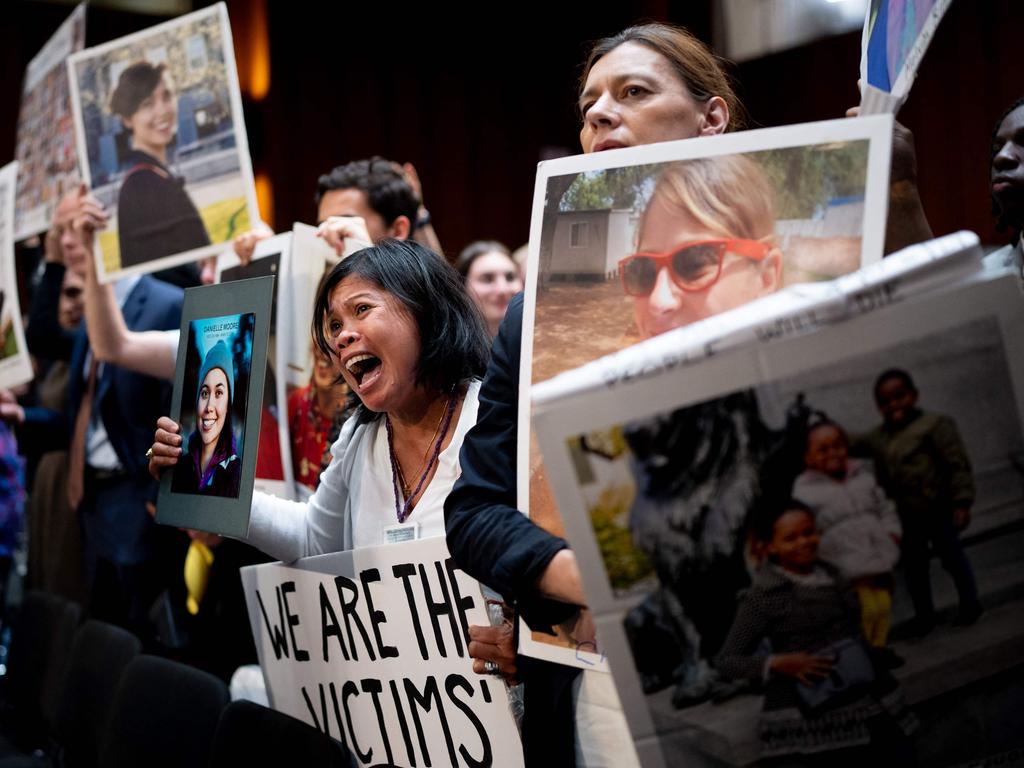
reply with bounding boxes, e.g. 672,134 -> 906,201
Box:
77,195 -> 177,381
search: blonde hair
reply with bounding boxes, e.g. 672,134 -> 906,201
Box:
641,155 -> 776,244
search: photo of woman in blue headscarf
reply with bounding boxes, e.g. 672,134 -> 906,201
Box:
172,338 -> 242,498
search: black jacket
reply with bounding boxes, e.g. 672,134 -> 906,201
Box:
445,293 -> 581,767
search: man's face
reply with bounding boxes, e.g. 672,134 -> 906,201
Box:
53,194 -> 89,275
316,188 -> 390,242
993,105 -> 1024,230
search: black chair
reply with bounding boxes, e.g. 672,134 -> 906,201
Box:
208,700 -> 356,768
53,620 -> 141,768
100,656 -> 228,768
0,591 -> 81,756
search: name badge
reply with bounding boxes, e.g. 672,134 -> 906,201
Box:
383,521 -> 419,544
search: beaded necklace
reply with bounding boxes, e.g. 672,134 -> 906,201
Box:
385,389 -> 458,523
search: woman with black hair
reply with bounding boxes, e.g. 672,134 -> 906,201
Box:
149,238 -> 491,557
108,60 -> 210,270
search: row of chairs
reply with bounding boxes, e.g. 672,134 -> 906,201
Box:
0,591 -> 355,767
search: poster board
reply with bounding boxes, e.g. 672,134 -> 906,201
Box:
518,115 -> 894,668
67,3 -> 259,283
217,235 -> 293,499
0,162 -> 33,391
157,275 -> 273,537
240,537 -> 525,768
13,2 -> 86,242
532,239 -> 1024,766
859,0 -> 954,114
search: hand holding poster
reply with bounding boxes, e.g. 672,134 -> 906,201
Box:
532,239 -> 1024,766
13,3 -> 86,241
157,275 -> 273,538
0,162 -> 33,391
66,3 -> 258,283
241,537 -> 524,768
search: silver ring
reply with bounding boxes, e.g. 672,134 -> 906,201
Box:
483,661 -> 499,675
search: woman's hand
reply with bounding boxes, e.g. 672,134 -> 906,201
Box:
770,652 -> 834,685
232,223 -> 274,266
468,623 -> 518,685
70,183 -> 110,238
149,416 -> 183,480
316,216 -> 373,256
536,549 -> 587,606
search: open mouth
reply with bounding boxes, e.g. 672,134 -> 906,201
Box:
345,353 -> 382,387
201,418 -> 217,431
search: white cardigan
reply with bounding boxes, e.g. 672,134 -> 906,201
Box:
246,381 -> 480,561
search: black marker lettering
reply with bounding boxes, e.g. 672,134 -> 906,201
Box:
280,581 -> 309,662
255,586 -> 289,660
404,676 -> 458,767
389,679 -> 417,767
446,674 -> 493,768
334,575 -> 375,661
418,561 -> 463,657
361,679 -> 393,766
342,680 -> 371,763
444,558 -> 476,649
393,563 -> 428,660
319,582 -> 349,662
361,568 -> 399,659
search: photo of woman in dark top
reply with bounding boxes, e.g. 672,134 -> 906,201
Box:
108,60 -> 210,269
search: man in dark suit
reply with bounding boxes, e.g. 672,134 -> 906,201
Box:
66,198 -> 184,639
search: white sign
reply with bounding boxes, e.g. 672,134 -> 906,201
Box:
241,537 -> 524,768
0,162 -> 33,390
14,3 -> 86,241
517,114 -> 894,670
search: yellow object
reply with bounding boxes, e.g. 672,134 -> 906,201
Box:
184,540 -> 215,616
855,583 -> 893,647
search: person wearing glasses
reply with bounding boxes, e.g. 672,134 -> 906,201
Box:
619,155 -> 782,338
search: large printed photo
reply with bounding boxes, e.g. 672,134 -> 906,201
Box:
519,116 -> 894,668
534,269 -> 1024,767
67,3 -> 257,282
13,3 -> 86,241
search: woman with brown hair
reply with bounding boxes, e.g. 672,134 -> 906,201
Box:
108,61 -> 210,269
447,21 -> 746,768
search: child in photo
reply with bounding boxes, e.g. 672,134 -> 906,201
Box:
861,368 -> 982,634
793,420 -> 902,664
716,500 -> 916,766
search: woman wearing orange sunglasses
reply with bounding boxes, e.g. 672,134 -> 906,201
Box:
621,154 -> 783,338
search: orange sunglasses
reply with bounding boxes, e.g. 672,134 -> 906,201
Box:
619,238 -> 771,297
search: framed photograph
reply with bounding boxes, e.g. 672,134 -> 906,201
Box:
0,162 -> 33,391
13,3 -> 86,241
157,275 -> 273,538
67,2 -> 258,283
517,115 -> 894,668
533,265 -> 1024,767
217,235 -> 292,499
